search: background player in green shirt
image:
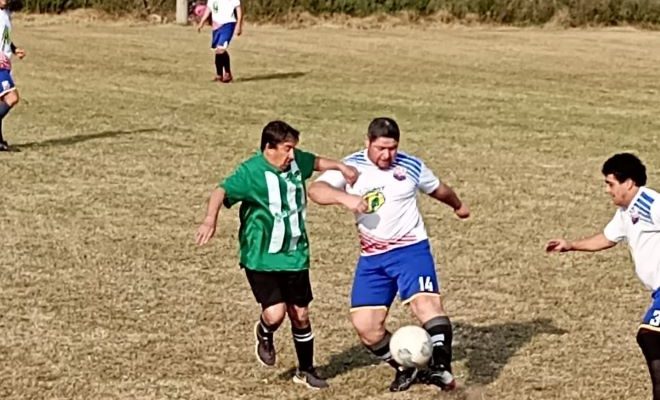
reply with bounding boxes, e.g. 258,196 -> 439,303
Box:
195,120 -> 361,389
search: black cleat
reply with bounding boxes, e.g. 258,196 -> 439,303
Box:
293,368 -> 329,389
389,367 -> 418,392
419,368 -> 457,391
0,140 -> 9,151
254,321 -> 276,367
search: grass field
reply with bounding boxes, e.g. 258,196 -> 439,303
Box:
1,17 -> 660,400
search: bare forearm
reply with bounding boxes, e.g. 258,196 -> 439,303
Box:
204,188 -> 226,222
308,182 -> 351,206
567,233 -> 617,252
314,157 -> 343,172
236,7 -> 243,26
430,184 -> 462,210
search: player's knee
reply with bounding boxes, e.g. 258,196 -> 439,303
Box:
409,294 -> 445,321
351,311 -> 386,346
287,304 -> 310,328
4,91 -> 18,107
637,328 -> 660,360
262,303 -> 287,326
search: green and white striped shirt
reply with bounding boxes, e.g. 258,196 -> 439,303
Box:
220,149 -> 316,271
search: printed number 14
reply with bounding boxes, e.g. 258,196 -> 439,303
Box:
418,276 -> 434,292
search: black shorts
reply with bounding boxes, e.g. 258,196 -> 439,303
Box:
244,267 -> 313,309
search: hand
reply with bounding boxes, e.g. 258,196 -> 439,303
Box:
236,25 -> 242,36
454,203 -> 470,219
195,218 -> 217,245
15,48 -> 25,59
197,24 -> 203,33
340,164 -> 359,186
545,239 -> 572,253
343,194 -> 368,214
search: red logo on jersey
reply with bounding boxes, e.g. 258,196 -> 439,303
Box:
630,208 -> 640,224
393,166 -> 407,181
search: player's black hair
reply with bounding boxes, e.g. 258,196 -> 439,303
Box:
260,120 -> 300,151
367,117 -> 400,142
602,153 -> 647,186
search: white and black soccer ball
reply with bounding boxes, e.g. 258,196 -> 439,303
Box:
389,325 -> 433,368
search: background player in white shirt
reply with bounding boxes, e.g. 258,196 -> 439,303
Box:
0,0 -> 25,152
197,0 -> 243,83
546,153 -> 660,400
308,117 -> 470,392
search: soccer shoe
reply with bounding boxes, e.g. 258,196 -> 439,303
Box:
419,369 -> 457,391
0,140 -> 9,151
254,321 -> 276,367
292,368 -> 329,389
222,72 -> 233,83
389,367 -> 419,392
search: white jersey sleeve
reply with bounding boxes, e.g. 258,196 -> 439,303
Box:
603,209 -> 627,243
417,161 -> 441,194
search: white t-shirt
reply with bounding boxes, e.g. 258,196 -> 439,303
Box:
207,0 -> 240,28
603,186 -> 660,291
316,149 -> 441,256
0,9 -> 12,70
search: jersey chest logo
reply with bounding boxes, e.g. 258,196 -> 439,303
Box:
393,166 -> 407,181
363,189 -> 385,214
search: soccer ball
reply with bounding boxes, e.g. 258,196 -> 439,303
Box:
389,325 -> 433,368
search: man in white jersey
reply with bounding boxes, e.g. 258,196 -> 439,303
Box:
546,153 -> 660,400
0,0 -> 25,152
307,117 -> 470,392
197,0 -> 243,83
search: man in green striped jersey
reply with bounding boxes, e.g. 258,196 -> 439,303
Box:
195,120 -> 362,389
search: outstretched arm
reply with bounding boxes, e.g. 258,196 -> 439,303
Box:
428,183 -> 470,219
545,233 -> 616,253
314,157 -> 359,185
197,6 -> 212,31
195,187 -> 226,245
308,181 -> 367,213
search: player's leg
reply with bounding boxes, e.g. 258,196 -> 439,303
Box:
215,22 -> 236,82
637,328 -> 660,400
0,69 -> 18,151
281,269 -> 328,389
210,29 -> 224,81
395,240 -> 456,391
244,268 -> 287,367
637,294 -> 660,399
350,254 -> 417,392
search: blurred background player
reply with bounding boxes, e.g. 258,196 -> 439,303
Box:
308,117 -> 470,392
195,120 -> 358,389
196,0 -> 243,83
546,153 -> 660,400
0,0 -> 25,152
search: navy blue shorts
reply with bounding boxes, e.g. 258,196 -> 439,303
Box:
641,289 -> 660,332
350,240 -> 440,310
211,23 -> 236,49
0,69 -> 16,96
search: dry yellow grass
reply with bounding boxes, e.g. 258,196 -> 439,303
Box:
1,19 -> 659,400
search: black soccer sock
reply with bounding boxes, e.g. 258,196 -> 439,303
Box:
423,316 -> 453,372
224,51 -> 231,73
214,53 -> 223,76
292,324 -> 314,372
637,329 -> 660,400
366,330 -> 401,370
0,101 -> 11,143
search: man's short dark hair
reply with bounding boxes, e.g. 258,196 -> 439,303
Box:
260,120 -> 299,151
368,117 -> 400,142
602,153 -> 647,186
